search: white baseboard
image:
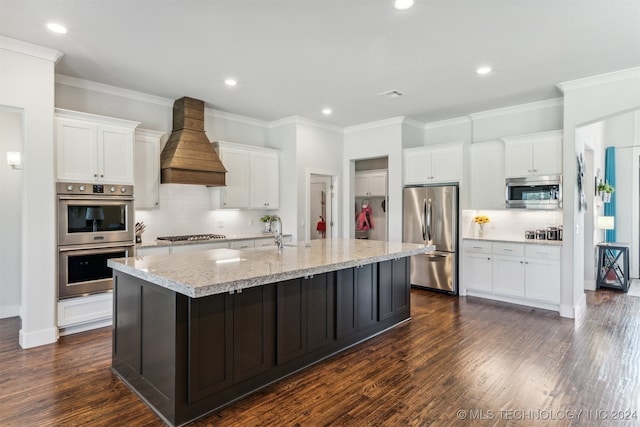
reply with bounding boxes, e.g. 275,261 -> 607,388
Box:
0,304 -> 21,319
58,318 -> 112,336
584,279 -> 596,291
19,327 -> 58,349
559,293 -> 587,319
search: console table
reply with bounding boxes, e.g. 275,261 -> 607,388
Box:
597,242 -> 630,292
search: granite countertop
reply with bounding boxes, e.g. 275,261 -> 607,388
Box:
137,233 -> 292,249
109,238 -> 434,298
463,236 -> 563,246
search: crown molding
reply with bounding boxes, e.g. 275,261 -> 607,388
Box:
55,108 -> 140,128
469,98 -> 564,120
206,108 -> 270,128
557,67 -> 640,93
344,116 -> 409,134
56,74 -> 174,107
135,128 -> 165,139
267,115 -> 343,133
0,36 -> 63,63
424,116 -> 471,130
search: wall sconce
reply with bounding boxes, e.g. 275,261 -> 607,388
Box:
6,151 -> 22,169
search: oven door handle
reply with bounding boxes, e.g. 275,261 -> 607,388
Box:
59,244 -> 134,253
58,195 -> 134,201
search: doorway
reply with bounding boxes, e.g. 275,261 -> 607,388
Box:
307,172 -> 338,241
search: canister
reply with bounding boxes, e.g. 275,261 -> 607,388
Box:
536,229 -> 546,240
546,227 -> 558,241
525,230 -> 536,240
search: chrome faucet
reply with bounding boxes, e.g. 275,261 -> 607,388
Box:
269,215 -> 284,251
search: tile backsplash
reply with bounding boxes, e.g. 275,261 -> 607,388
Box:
134,184 -> 269,242
462,209 -> 563,240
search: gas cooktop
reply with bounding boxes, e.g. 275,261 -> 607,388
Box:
157,234 -> 227,242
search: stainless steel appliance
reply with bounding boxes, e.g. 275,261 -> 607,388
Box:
505,176 -> 562,209
403,185 -> 458,294
57,182 -> 134,299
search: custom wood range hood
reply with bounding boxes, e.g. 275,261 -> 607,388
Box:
160,97 -> 226,186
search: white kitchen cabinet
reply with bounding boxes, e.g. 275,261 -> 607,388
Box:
524,245 -> 561,303
503,131 -> 562,178
229,239 -> 255,249
462,239 -> 561,310
55,109 -> 139,184
255,238 -> 276,248
462,241 -> 493,292
216,144 -> 250,208
134,129 -> 164,209
470,141 -> 505,209
57,293 -> 112,336
404,143 -> 462,185
212,142 -> 279,210
171,241 -> 229,253
250,151 -> 279,209
136,245 -> 171,257
355,170 -> 387,197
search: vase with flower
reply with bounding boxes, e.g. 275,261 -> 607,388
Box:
473,215 -> 490,237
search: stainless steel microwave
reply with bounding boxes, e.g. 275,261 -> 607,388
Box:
505,176 -> 562,209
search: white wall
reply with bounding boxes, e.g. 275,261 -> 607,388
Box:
559,67 -> 640,319
0,107 -> 23,318
343,119 -> 404,242
1,37 -> 61,348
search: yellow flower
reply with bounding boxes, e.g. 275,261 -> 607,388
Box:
473,215 -> 490,224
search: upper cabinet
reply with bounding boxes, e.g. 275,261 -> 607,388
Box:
134,129 -> 164,209
213,142 -> 279,210
404,143 -> 462,185
503,131 -> 562,178
355,170 -> 387,197
469,140 -> 505,209
55,109 -> 139,184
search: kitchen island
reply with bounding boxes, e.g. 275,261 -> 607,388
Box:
108,239 -> 433,426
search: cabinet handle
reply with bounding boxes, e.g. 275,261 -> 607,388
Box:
520,261 -> 524,264
100,174 -> 104,177
503,249 -> 513,252
525,261 -> 529,264
472,246 -> 482,249
94,174 -> 98,177
487,257 -> 491,261
536,251 -> 548,255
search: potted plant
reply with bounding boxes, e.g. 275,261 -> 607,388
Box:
260,215 -> 273,233
597,182 -> 615,203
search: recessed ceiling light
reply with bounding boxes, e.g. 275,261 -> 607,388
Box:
476,66 -> 492,75
322,108 -> 332,115
394,0 -> 414,10
224,78 -> 238,87
46,22 -> 68,34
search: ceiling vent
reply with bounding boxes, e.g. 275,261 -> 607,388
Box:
377,90 -> 405,99
160,97 -> 227,186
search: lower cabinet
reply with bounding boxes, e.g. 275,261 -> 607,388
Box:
462,239 -> 561,310
378,258 -> 410,321
336,264 -> 378,339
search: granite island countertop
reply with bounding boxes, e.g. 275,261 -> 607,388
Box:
109,238 -> 434,298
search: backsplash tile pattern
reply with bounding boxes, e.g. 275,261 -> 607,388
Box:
462,209 -> 563,241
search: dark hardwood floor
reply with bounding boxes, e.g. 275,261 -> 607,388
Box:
2,289 -> 639,426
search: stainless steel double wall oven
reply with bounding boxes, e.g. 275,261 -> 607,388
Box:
57,182 -> 134,299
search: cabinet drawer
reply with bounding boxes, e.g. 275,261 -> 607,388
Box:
229,240 -> 255,250
525,244 -> 561,260
493,243 -> 524,257
463,240 -> 492,254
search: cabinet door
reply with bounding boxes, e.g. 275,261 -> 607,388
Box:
368,172 -> 387,197
188,293 -> 233,402
307,274 -> 334,352
336,268 -> 357,339
233,285 -> 275,383
505,140 -> 533,178
264,153 -> 279,209
430,147 -> 462,183
99,125 -> 134,184
532,137 -> 562,176
255,238 -> 275,248
470,141 -> 505,209
220,148 -> 250,208
462,253 -> 493,292
525,258 -> 560,303
134,132 -> 160,208
276,278 -> 307,364
229,239 -> 255,250
354,173 -> 369,197
56,118 -> 98,182
404,149 -> 432,184
135,246 -> 170,257
356,264 -> 377,330
170,242 -> 228,254
378,258 -> 410,321
250,152 -> 268,209
493,255 -> 525,297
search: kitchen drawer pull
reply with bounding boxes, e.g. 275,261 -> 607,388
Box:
472,246 -> 482,249
536,251 -> 548,255
503,249 -> 513,252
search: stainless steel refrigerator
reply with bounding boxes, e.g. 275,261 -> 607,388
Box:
403,185 -> 458,294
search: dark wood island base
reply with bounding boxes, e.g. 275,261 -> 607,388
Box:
112,258 -> 411,426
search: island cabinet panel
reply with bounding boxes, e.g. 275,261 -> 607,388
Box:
336,264 -> 378,339
276,274 -> 335,365
233,286 -> 276,382
378,258 -> 410,321
187,293 -> 233,403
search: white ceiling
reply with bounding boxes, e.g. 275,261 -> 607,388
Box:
1,0 -> 639,127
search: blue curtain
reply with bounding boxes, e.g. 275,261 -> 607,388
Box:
604,146 -> 616,242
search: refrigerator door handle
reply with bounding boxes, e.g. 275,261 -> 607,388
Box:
426,198 -> 432,242
421,199 -> 427,241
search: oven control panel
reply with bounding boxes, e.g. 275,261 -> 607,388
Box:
57,182 -> 133,196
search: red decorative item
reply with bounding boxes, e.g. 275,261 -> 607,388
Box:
316,215 -> 326,238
